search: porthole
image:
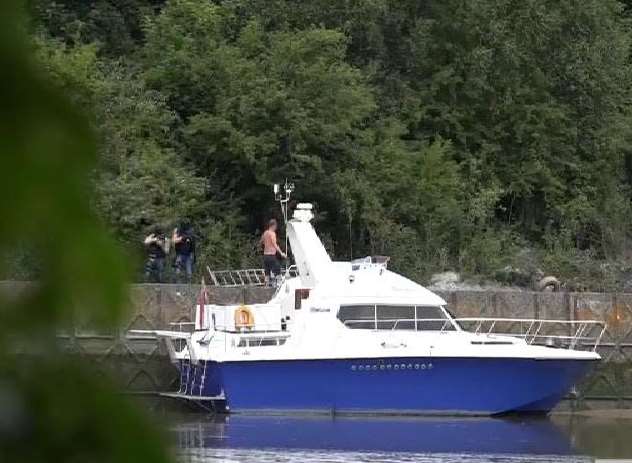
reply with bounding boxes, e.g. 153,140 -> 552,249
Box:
414,364 -> 419,370
359,365 -> 364,371
394,364 -> 399,370
351,365 -> 356,371
421,364 -> 426,370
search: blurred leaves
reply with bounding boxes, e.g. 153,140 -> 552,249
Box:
0,1 -> 172,461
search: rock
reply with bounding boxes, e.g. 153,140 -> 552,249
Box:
537,276 -> 560,292
494,265 -> 531,287
429,271 -> 461,290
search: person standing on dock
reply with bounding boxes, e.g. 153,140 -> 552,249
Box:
173,222 -> 195,283
144,228 -> 170,283
260,218 -> 286,285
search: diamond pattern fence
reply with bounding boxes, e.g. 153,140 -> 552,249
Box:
57,284 -> 275,393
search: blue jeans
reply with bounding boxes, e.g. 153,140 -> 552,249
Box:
175,253 -> 194,282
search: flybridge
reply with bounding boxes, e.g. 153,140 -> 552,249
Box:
286,203 -> 331,288
132,200 -> 605,416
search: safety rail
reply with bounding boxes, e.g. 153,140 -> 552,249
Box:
209,324 -> 291,349
343,318 -> 455,332
342,317 -> 607,352
211,326 -> 288,333
271,264 -> 300,295
455,317 -> 607,351
169,321 -> 196,332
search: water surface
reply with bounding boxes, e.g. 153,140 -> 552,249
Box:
175,413 -> 632,463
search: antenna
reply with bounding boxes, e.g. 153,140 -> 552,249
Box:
273,179 -> 294,253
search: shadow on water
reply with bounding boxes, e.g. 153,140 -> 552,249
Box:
172,413 -> 632,462
552,412 -> 632,459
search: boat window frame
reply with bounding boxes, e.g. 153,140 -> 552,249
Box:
337,304 -> 460,332
236,336 -> 288,348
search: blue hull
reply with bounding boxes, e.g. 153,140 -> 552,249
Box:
177,356 -> 596,415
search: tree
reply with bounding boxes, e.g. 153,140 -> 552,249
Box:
24,0 -> 632,287
143,0 -> 376,230
34,36 -> 209,248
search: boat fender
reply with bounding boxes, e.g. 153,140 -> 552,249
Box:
234,305 -> 255,330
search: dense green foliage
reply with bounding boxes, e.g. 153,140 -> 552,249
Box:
24,0 -> 632,289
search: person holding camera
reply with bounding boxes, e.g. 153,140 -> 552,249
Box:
260,218 -> 286,286
144,228 -> 170,283
173,223 -> 195,283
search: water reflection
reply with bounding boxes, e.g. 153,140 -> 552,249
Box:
175,415 -> 592,462
553,413 -> 632,459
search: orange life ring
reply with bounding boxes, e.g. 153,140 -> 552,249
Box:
234,306 -> 255,330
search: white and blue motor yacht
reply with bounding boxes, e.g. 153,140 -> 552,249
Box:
141,203 -> 605,415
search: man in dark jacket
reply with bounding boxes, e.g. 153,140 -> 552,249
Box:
173,223 -> 195,283
144,228 -> 169,283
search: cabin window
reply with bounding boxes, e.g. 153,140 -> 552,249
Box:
416,306 -> 453,331
338,304 -> 454,331
338,305 -> 376,329
376,305 -> 415,330
237,337 -> 287,347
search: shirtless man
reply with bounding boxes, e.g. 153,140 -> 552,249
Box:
260,219 -> 287,285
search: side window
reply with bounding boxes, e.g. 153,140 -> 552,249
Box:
416,306 -> 453,331
376,305 -> 415,330
337,305 -> 376,329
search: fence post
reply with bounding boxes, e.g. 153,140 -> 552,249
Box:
533,291 -> 540,319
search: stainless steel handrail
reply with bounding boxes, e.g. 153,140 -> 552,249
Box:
342,317 -> 607,351
455,317 -> 606,351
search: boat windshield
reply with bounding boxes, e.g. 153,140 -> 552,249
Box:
337,304 -> 455,331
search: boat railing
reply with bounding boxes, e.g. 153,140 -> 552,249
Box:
342,317 -> 607,351
169,321 -> 196,332
211,323 -> 290,334
207,322 -> 291,350
343,318 -> 455,331
272,264 -> 299,294
454,317 -> 607,351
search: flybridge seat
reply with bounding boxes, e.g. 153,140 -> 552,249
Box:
351,255 -> 390,271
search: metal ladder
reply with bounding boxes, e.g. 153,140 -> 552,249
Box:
206,266 -> 299,287
206,267 -> 267,287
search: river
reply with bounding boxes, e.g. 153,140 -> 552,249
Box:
174,412 -> 632,462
